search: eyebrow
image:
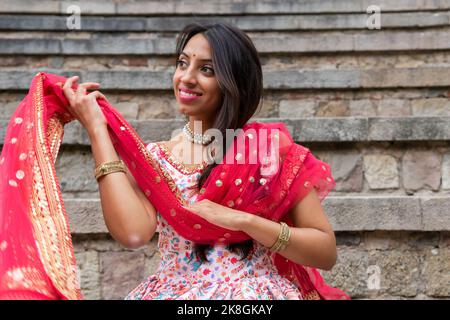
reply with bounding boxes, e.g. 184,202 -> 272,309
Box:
180,51 -> 212,62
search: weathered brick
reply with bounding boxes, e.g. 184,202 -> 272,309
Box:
55,150 -> 97,192
66,199 -> 107,234
1,101 -> 21,120
279,99 -> 316,118
292,118 -> 368,142
443,154 -> 450,190
114,102 -> 139,120
2,0 -> 449,15
0,0 -> 59,13
318,152 -> 364,192
100,251 -> 146,300
3,68 -> 450,91
320,248 -> 369,298
349,99 -> 377,117
316,100 -> 349,117
60,1 -> 115,15
2,12 -> 450,31
377,99 -> 411,116
368,250 -> 421,297
421,197 -> 450,231
402,150 -> 441,192
363,155 -> 399,189
369,117 -> 450,141
412,98 -> 450,116
64,196 -> 447,235
424,248 -> 450,297
74,250 -> 101,300
324,197 -> 422,231
255,98 -> 278,118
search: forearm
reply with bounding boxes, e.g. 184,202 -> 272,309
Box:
88,126 -> 156,247
239,213 -> 337,270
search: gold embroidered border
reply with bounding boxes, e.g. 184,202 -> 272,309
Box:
303,290 -> 321,300
28,74 -> 81,300
2,267 -> 55,298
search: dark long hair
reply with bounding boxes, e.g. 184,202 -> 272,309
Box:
174,22 -> 263,262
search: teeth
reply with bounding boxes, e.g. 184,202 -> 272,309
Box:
180,90 -> 200,97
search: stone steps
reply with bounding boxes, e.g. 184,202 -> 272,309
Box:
1,0 -> 450,15
1,12 -> 449,31
65,196 -> 450,234
1,29 -> 450,55
2,117 -> 450,145
1,67 -> 450,91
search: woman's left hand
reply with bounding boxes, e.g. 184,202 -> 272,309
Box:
184,199 -> 249,232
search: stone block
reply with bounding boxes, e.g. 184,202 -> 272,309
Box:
316,100 -> 349,117
424,248 -> 450,297
363,154 -> 399,189
279,100 -> 316,118
412,98 -> 450,116
324,197 -> 422,231
402,150 -> 441,192
377,99 -> 411,116
443,154 -> 450,190
74,250 -> 101,300
421,197 -> 450,231
369,117 -> 450,141
368,250 -> 421,297
318,152 -> 364,192
55,150 -> 97,192
100,251 -> 146,300
349,100 -> 377,117
320,248 -> 369,298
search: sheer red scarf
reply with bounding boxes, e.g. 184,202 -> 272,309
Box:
0,73 -> 350,300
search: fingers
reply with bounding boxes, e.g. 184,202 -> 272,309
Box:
63,76 -> 100,99
62,76 -> 78,101
88,90 -> 107,101
77,82 -> 100,94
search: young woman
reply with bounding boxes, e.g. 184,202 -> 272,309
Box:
0,22 -> 349,300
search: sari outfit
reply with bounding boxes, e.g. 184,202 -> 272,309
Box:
125,142 -> 303,299
0,73 -> 350,300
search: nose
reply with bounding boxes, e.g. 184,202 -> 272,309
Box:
179,65 -> 198,85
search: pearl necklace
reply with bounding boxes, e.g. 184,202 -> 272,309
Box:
183,123 -> 213,145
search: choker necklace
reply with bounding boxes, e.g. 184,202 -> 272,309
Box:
183,123 -> 213,145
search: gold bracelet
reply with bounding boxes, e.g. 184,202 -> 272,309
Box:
94,160 -> 126,181
269,222 -> 291,253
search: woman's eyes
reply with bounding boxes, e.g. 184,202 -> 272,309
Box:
176,60 -> 214,74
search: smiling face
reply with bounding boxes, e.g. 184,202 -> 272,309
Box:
173,33 -> 222,124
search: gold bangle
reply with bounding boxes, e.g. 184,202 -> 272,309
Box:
269,222 -> 291,253
94,160 -> 126,181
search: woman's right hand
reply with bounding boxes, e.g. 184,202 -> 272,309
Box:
62,76 -> 108,136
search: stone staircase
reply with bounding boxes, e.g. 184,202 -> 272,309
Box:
0,0 -> 449,300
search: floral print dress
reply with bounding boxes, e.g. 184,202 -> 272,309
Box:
125,142 -> 303,300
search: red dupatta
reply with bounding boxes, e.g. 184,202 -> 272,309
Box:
0,73 -> 350,300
